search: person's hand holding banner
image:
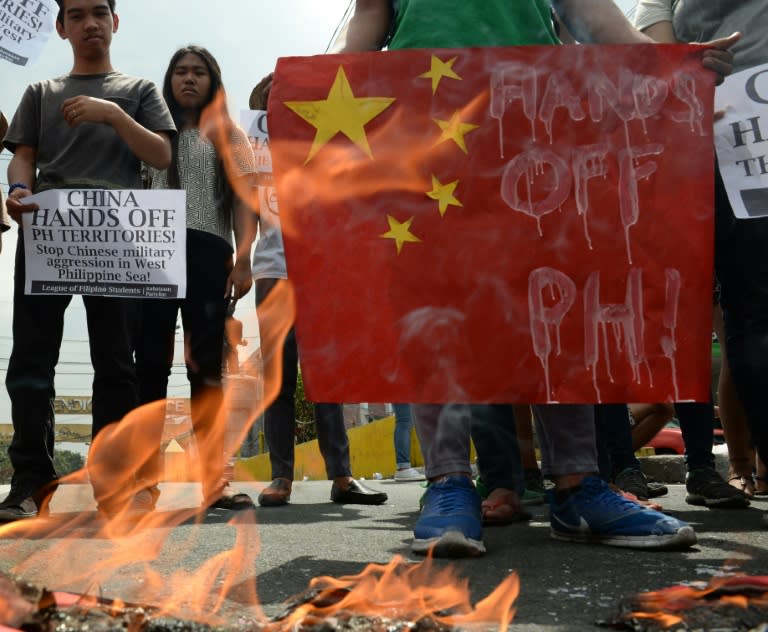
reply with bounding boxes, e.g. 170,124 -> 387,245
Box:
696,32 -> 741,85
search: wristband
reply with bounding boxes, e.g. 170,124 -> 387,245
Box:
8,183 -> 29,196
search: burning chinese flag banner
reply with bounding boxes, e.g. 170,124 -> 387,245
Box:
269,44 -> 715,404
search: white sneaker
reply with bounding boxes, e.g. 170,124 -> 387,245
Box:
394,467 -> 426,482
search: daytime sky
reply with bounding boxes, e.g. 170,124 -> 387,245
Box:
0,0 -> 637,423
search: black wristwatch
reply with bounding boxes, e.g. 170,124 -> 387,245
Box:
8,183 -> 29,195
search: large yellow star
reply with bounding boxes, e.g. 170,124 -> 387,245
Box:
419,55 -> 461,94
284,67 -> 396,163
433,110 -> 480,154
380,215 -> 421,254
427,174 -> 462,217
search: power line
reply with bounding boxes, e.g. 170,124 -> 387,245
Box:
325,0 -> 355,53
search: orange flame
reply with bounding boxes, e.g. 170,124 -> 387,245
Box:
269,555 -> 519,631
0,277 -> 294,623
625,576 -> 768,629
0,88 -> 518,631
628,611 -> 684,628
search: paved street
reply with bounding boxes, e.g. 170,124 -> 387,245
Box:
0,476 -> 766,631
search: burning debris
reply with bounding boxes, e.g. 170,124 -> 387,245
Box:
600,576 -> 768,631
0,556 -> 518,632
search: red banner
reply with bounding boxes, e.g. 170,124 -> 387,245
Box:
269,44 -> 715,404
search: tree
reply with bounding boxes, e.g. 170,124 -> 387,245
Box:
0,448 -> 85,484
295,370 -> 318,444
54,449 -> 85,476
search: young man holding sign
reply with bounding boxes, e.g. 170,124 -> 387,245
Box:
1,0 -> 175,521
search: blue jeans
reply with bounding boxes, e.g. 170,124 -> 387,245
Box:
393,403 -> 414,469
412,403 -> 598,482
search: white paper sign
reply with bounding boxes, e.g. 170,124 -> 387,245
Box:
0,0 -> 57,67
241,109 -> 278,215
714,63 -> 768,219
20,189 -> 187,298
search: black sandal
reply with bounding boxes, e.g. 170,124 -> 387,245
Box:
728,475 -> 756,499
754,476 -> 768,497
208,484 -> 255,510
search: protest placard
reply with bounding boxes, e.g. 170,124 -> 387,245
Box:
0,0 -> 57,66
270,44 -> 716,404
21,188 -> 187,298
715,63 -> 768,219
241,109 -> 278,216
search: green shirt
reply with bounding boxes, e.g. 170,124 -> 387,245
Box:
389,0 -> 559,50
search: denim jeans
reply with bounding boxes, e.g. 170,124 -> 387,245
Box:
6,232 -> 138,489
255,278 -> 351,480
532,404 -> 598,478
412,402 -> 598,482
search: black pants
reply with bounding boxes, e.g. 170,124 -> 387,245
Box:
469,404 -> 524,494
6,232 -> 138,489
135,230 -> 232,491
594,403 -> 641,480
715,168 -> 768,468
255,278 -> 351,481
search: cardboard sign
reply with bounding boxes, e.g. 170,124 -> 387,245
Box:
21,188 -> 187,298
270,44 -> 715,404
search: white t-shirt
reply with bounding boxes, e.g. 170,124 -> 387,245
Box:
243,109 -> 287,280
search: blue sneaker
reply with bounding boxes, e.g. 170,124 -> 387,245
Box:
548,476 -> 697,549
412,476 -> 485,557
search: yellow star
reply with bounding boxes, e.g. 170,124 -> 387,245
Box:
433,110 -> 480,154
284,67 -> 396,163
380,215 -> 422,254
419,55 -> 461,94
427,175 -> 462,217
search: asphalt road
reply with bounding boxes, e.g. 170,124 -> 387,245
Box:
0,478 -> 766,631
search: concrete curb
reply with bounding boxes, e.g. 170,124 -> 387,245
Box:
638,452 -> 730,484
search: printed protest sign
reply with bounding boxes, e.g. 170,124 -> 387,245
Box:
715,63 -> 768,218
241,109 -> 279,216
21,188 -> 187,298
270,44 -> 716,404
0,0 -> 57,66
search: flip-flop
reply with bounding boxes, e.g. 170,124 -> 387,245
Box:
754,476 -> 768,497
481,495 -> 532,526
728,475 -> 756,499
611,484 -> 664,511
